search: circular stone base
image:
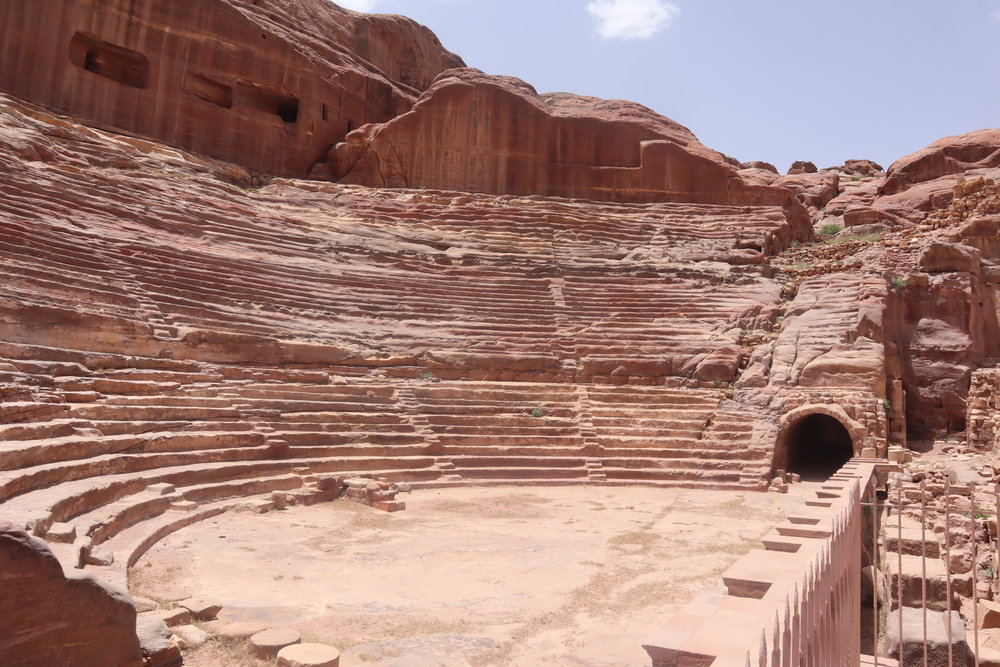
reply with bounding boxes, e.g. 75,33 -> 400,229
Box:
251,628 -> 302,659
277,643 -> 340,667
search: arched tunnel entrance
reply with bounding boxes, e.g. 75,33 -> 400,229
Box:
785,414 -> 855,481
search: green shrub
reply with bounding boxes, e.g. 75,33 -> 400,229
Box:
890,276 -> 908,292
530,408 -> 544,418
819,224 -> 843,236
826,232 -> 883,245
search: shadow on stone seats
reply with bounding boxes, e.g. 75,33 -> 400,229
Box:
786,414 -> 854,481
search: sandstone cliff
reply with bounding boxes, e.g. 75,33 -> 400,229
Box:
0,0 -> 462,177
324,68 -> 807,213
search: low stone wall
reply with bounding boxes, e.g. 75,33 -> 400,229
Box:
642,460 -> 881,666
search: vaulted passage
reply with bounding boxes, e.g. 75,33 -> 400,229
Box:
786,414 -> 854,481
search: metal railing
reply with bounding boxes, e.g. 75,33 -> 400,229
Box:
864,477 -> 997,666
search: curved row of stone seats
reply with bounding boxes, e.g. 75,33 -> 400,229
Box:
2,359 -> 768,529
406,383 -> 769,489
0,165 -> 791,384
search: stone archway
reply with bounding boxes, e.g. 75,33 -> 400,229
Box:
773,405 -> 866,482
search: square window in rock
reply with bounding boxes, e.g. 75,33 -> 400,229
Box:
238,81 -> 299,124
69,33 -> 149,89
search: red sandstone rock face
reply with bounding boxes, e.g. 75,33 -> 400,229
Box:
0,0 -> 461,177
0,523 -> 143,667
0,91 -> 802,380
881,130 -> 1000,196
772,171 -> 840,211
325,68 -> 810,215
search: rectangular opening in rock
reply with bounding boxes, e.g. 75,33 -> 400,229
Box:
69,33 -> 149,89
238,81 -> 299,123
184,72 -> 233,108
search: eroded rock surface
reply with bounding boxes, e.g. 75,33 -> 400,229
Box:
326,68 -> 808,210
0,522 -> 143,667
0,0 -> 462,177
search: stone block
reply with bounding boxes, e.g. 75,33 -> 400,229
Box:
251,628 -> 302,659
373,500 -> 406,512
177,598 -> 222,620
132,596 -> 158,613
885,607 -> 968,665
205,620 -> 268,639
45,522 -> 76,544
137,615 -> 182,667
272,492 -> 289,510
173,624 -> 208,649
142,607 -> 191,627
981,599 -> 1000,629
277,642 -> 340,667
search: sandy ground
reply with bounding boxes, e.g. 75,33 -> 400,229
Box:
133,485 -> 806,666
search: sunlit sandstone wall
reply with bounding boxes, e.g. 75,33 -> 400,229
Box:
326,68 -> 812,215
0,0 -> 461,177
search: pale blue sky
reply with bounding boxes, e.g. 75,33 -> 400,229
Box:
338,0 -> 999,172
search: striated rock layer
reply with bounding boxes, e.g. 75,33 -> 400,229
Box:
326,68 -> 809,212
3,2 -> 1000,663
0,0 -> 462,177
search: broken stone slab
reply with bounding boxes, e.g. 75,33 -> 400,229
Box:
147,483 -> 176,496
141,607 -> 191,627
236,499 -> 272,514
82,545 -> 115,567
132,595 -> 159,613
251,628 -> 303,659
277,642 -> 340,667
136,615 -> 182,667
204,620 -> 268,639
272,491 -> 289,510
373,500 -> 406,512
885,607 -> 968,665
45,522 -> 77,543
177,598 -> 222,620
981,599 -> 1000,629
170,500 -> 198,512
888,447 -> 910,463
172,624 -> 209,649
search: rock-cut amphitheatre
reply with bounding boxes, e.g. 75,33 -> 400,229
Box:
3,1 -> 1000,666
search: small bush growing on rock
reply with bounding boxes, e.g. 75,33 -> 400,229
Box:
819,224 -> 843,236
530,408 -> 544,418
890,276 -> 908,292
793,261 -> 813,271
827,232 -> 883,245
882,398 -> 892,412
420,371 -> 434,380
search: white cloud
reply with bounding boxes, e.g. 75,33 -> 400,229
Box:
336,0 -> 377,11
586,0 -> 680,40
